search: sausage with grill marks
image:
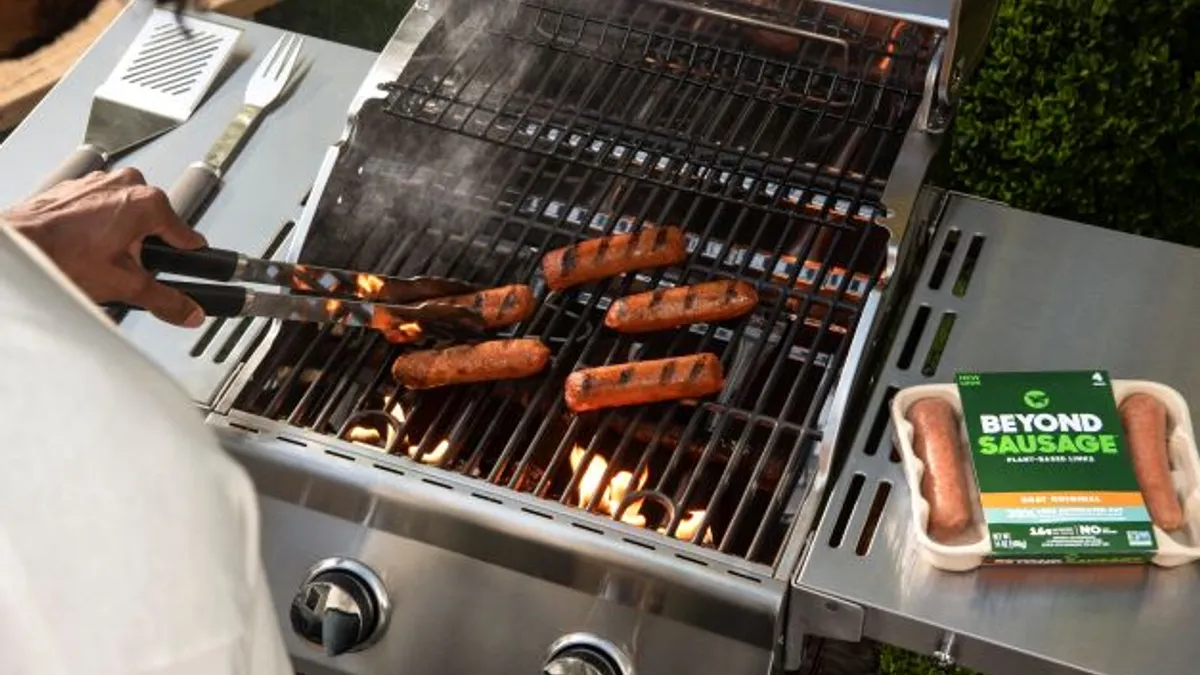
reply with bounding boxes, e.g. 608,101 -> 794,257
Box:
564,353 -> 725,413
907,397 -> 974,543
1120,393 -> 1184,531
378,284 -> 535,344
442,284 -> 535,329
541,226 -> 688,292
391,338 -> 550,389
605,280 -> 759,333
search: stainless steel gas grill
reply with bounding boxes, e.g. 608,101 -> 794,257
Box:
185,0 -> 1000,673
24,2 -> 1200,675
225,0 -> 935,569
201,1 -> 964,673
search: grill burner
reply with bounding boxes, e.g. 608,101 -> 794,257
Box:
233,0 -> 934,567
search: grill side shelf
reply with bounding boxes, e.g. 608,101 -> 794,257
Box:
791,193 -> 1200,675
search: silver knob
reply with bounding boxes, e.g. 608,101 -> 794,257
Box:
544,634 -> 632,675
544,655 -> 608,675
289,558 -> 390,656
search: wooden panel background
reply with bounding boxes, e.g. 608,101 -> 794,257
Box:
0,0 -> 281,131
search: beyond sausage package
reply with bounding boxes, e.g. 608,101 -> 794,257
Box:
891,371 -> 1200,570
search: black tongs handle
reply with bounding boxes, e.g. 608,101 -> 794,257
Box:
103,281 -> 248,317
141,237 -> 239,281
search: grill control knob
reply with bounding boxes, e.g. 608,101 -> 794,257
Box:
543,634 -> 632,675
543,654 -> 613,675
289,558 -> 390,657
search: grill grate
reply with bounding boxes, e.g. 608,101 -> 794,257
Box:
231,0 -> 936,567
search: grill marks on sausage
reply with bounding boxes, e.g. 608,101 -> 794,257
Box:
541,225 -> 688,291
441,284 -> 535,329
604,280 -> 759,333
564,353 -> 725,413
391,338 -> 550,389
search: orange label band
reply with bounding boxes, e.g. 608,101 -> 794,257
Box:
980,491 -> 1147,509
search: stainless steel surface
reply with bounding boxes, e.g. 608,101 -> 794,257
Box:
937,0 -> 1000,110
221,420 -> 777,674
812,0 -> 951,27
0,11 -> 376,405
35,7 -> 241,192
795,193 -> 1200,675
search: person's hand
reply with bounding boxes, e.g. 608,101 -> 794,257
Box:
2,168 -> 208,327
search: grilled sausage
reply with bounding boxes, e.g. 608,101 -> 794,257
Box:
564,353 -> 724,413
907,397 -> 973,543
442,284 -> 535,329
541,226 -> 688,291
605,280 -> 759,333
1120,393 -> 1183,531
391,338 -> 550,389
376,285 -> 535,344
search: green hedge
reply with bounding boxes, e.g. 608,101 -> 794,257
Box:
950,0 -> 1200,247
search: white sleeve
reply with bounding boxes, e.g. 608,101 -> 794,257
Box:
0,226 -> 292,675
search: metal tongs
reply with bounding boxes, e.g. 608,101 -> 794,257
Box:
110,239 -> 487,339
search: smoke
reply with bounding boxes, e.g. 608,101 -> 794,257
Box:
302,0 -> 549,277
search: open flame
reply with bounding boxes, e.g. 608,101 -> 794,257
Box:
569,446 -> 647,517
346,401 -> 448,465
568,446 -> 714,545
356,273 -> 386,298
878,21 -> 908,74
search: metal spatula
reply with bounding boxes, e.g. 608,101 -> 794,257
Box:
33,9 -> 241,194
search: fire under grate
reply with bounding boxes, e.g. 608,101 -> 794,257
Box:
231,0 -> 936,567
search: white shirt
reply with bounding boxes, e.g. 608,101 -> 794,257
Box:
0,225 -> 291,675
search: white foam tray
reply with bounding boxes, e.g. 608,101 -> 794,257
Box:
891,380 -> 1200,571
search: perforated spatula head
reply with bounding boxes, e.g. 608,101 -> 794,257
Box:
86,8 -> 242,154
34,9 -> 242,193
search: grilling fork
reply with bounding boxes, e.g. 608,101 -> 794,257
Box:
167,33 -> 305,222
108,242 -> 487,339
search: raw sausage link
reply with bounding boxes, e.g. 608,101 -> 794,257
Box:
391,338 -> 550,389
442,284 -> 535,329
564,353 -> 724,413
604,279 -> 759,333
907,397 -> 974,543
1120,393 -> 1183,531
541,226 -> 688,291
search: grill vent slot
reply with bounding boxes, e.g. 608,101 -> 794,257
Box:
854,481 -> 891,556
896,305 -> 931,370
827,473 -> 866,548
920,311 -> 957,377
927,228 -> 961,290
953,234 -> 986,297
862,386 -> 898,456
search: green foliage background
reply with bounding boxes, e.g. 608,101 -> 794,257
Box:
950,0 -> 1200,247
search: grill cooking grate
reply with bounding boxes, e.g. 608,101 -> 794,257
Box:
231,0 -> 935,567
